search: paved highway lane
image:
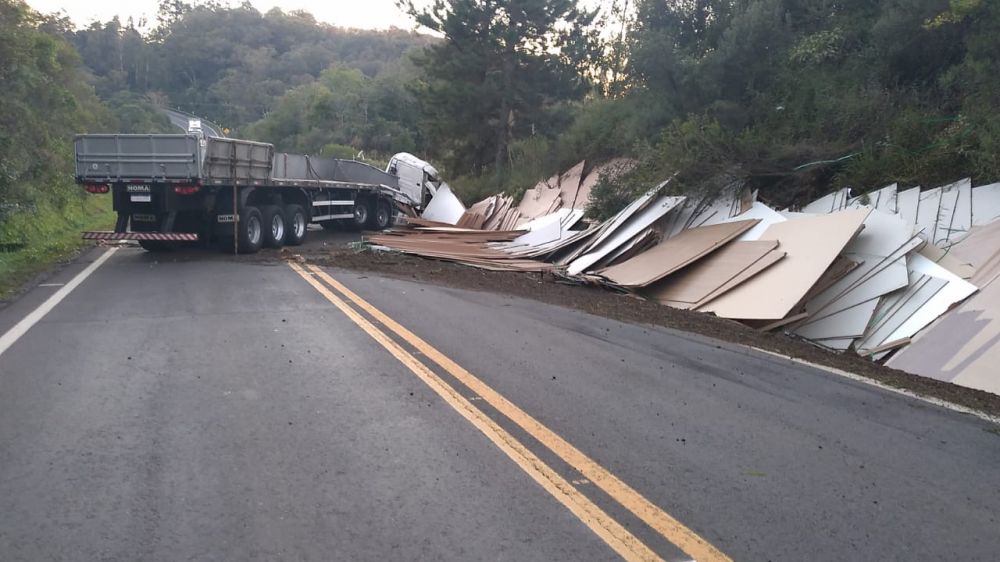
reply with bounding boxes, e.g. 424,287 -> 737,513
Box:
1,247 -> 999,561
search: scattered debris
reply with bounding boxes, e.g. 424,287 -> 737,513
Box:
365,164 -> 1000,396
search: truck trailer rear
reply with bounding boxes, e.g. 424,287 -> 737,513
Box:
74,134 -> 444,253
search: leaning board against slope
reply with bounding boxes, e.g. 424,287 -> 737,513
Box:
74,134 -> 446,253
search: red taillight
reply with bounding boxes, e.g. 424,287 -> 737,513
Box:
174,185 -> 200,195
84,184 -> 109,194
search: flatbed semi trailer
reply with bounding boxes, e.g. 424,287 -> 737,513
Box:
74,134 -> 444,253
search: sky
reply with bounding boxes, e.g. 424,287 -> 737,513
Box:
25,0 -> 420,31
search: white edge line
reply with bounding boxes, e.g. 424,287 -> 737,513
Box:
0,248 -> 118,358
748,346 -> 1000,425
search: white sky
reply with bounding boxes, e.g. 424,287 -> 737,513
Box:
26,0 -> 420,31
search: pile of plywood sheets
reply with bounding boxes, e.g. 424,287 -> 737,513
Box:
660,186 -> 755,238
772,180 -> 1000,358
642,240 -> 786,310
876,179 -> 975,247
513,162 -> 581,222
788,210 -> 925,349
366,226 -> 557,272
594,220 -> 760,288
460,193 -> 534,231
855,253 -> 978,357
492,209 -> 589,258
886,220 -> 1000,394
699,208 -> 872,320
566,190 -> 686,276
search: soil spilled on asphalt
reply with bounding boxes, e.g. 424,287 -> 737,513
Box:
272,245 -> 1000,420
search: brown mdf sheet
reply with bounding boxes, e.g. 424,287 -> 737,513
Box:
699,208 -> 872,320
455,211 -> 485,229
574,158 -> 637,211
948,220 -> 1000,286
517,184 -> 561,220
887,276 -> 1000,394
482,197 -> 514,230
597,229 -> 661,268
692,249 -> 786,310
558,160 -> 586,209
642,240 -> 779,305
745,312 -> 810,332
798,256 -> 860,306
596,219 -> 759,287
405,217 -> 459,228
919,241 -> 976,280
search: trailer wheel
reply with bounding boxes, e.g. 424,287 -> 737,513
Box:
350,199 -> 370,230
284,204 -> 307,246
260,205 -> 286,249
368,198 -> 393,230
237,206 -> 263,254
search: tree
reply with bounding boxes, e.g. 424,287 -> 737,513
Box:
402,0 -> 597,180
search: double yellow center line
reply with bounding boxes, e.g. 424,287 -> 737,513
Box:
289,261 -> 731,562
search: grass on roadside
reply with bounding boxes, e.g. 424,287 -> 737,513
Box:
0,195 -> 115,300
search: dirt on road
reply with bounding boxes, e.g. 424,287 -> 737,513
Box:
283,244 -> 1000,420
27,232 -> 999,421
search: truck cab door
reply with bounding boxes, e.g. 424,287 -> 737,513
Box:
391,160 -> 425,207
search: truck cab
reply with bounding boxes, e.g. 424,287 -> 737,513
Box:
387,153 -> 442,209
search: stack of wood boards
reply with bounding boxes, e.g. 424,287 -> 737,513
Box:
367,225 -> 555,272
885,220 -> 1000,395
400,163 -> 1000,396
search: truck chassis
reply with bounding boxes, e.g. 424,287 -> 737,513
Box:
74,134 -> 428,253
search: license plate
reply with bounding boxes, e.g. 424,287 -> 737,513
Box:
132,213 -> 157,222
216,214 -> 236,223
130,194 -> 152,202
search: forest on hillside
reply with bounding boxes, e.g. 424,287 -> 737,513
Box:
2,0 -> 1000,236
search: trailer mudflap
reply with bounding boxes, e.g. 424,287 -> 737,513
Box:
82,231 -> 199,241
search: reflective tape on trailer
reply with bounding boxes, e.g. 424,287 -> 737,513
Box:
82,231 -> 199,241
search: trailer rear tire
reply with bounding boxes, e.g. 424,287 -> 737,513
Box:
260,205 -> 286,249
284,204 -> 307,246
237,206 -> 263,254
368,198 -> 392,230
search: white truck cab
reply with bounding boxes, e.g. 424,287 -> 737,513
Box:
387,152 -> 442,209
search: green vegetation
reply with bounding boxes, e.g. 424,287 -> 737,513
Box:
582,0 -> 1000,213
0,197 -> 115,298
402,0 -> 598,183
0,0 -> 114,298
4,0 -> 1000,294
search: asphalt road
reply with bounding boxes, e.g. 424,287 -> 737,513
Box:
160,108 -> 226,138
1,242 -> 998,561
